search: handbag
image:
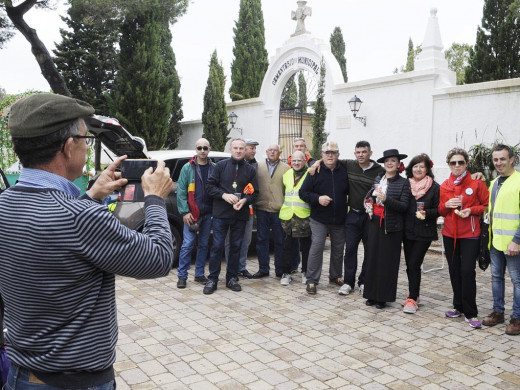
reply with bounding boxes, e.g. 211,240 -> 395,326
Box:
478,214 -> 490,271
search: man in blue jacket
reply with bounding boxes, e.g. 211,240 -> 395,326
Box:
176,138 -> 215,288
300,141 -> 349,295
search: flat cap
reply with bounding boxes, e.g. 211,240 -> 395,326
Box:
322,141 -> 339,152
245,139 -> 259,146
8,93 -> 94,138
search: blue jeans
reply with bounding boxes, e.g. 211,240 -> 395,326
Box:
6,365 -> 115,389
256,210 -> 284,275
490,246 -> 520,319
178,214 -> 212,279
208,217 -> 246,284
343,210 -> 369,288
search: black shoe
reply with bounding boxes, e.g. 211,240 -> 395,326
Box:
365,299 -> 375,306
194,275 -> 209,285
252,271 -> 269,279
203,280 -> 217,295
227,278 -> 242,292
177,277 -> 187,289
239,270 -> 253,279
375,302 -> 386,309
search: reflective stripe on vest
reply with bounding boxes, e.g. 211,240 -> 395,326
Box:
279,170 -> 310,220
489,170 -> 520,251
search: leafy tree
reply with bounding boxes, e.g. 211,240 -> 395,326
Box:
53,5 -> 119,114
202,50 -> 229,151
229,0 -> 268,101
280,74 -> 297,108
466,0 -> 520,83
310,58 -> 327,159
110,6 -> 173,150
405,37 -> 415,72
298,71 -> 307,113
330,26 -> 347,82
445,43 -> 472,85
0,8 -> 14,48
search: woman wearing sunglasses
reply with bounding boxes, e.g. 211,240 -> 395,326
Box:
439,148 -> 489,328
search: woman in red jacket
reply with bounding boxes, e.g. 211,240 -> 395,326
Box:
439,148 -> 489,328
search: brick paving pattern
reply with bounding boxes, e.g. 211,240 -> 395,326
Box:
114,239 -> 520,389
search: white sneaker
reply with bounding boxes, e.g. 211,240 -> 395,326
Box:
301,273 -> 307,284
358,284 -> 364,295
280,273 -> 292,286
338,284 -> 352,295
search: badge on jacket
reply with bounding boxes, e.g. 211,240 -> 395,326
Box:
465,188 -> 474,196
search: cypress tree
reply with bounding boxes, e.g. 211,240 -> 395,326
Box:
466,0 -> 520,82
310,58 -> 327,159
111,6 -> 173,150
280,74 -> 298,108
202,50 -> 229,151
53,8 -> 119,114
298,71 -> 308,113
330,26 -> 348,82
229,0 -> 269,101
405,37 -> 415,72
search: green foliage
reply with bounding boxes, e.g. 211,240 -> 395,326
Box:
330,26 -> 348,82
229,0 -> 268,101
280,74 -> 297,108
53,5 -> 119,114
468,140 -> 520,182
298,71 -> 307,113
310,58 -> 327,159
0,91 -> 43,171
202,50 -> 229,151
0,8 -> 14,48
445,43 -> 472,85
405,37 -> 415,72
466,0 -> 520,83
110,5 -> 173,150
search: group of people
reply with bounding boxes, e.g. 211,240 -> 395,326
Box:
177,135 -> 520,335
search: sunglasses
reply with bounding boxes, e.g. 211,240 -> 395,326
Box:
449,160 -> 466,166
196,146 -> 209,151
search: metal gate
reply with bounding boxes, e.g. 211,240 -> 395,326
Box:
279,106 -> 303,162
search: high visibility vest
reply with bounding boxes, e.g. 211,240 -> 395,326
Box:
489,170 -> 520,251
279,169 -> 310,220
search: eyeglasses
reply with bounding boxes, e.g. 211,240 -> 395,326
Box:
73,135 -> 96,147
323,151 -> 338,155
449,160 -> 466,166
292,159 -> 304,163
196,146 -> 209,151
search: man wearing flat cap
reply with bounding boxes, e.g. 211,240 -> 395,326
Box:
299,141 -> 349,295
0,93 -> 174,388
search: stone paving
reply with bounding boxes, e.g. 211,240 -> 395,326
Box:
114,240 -> 520,389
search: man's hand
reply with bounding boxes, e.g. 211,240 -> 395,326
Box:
87,155 -> 129,201
233,198 -> 247,211
471,172 -> 486,182
506,241 -> 519,256
141,161 -> 173,199
183,213 -> 194,225
222,193 -> 240,204
308,159 -> 322,176
318,195 -> 332,206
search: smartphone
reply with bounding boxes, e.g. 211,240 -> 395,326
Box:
121,159 -> 157,180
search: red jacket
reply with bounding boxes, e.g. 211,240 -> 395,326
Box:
439,172 -> 489,239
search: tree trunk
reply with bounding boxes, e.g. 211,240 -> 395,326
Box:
6,1 -> 71,96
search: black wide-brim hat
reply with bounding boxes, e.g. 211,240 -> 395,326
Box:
377,149 -> 408,163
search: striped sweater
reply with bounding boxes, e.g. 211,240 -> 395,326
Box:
0,186 -> 173,374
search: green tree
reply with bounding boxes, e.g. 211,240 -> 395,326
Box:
111,6 -> 173,150
466,0 -> 520,83
53,6 -> 119,114
298,71 -> 307,113
229,0 -> 268,101
310,58 -> 327,159
445,43 -> 472,85
405,37 -> 415,72
330,26 -> 348,82
280,74 -> 297,108
0,8 -> 14,48
202,50 -> 229,151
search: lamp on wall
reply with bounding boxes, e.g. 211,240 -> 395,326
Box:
228,112 -> 242,134
348,95 -> 367,127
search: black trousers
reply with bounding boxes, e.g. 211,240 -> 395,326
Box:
281,232 -> 310,274
443,236 -> 480,318
403,238 -> 432,301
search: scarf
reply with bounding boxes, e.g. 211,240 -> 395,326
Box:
409,175 -> 433,200
453,170 -> 468,186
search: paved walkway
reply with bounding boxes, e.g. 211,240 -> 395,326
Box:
114,241 -> 520,389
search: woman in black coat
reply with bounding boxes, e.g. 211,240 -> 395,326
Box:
363,149 -> 411,309
402,154 -> 440,314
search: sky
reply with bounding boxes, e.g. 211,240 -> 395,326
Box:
0,0 -> 485,120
